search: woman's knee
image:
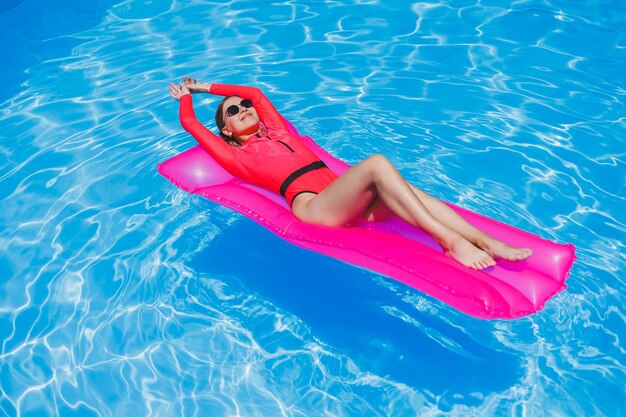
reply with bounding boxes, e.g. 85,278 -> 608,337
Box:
366,153 -> 389,164
364,154 -> 393,180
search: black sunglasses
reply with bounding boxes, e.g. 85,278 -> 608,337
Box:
226,99 -> 253,117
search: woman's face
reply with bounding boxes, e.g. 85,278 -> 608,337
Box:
221,96 -> 260,141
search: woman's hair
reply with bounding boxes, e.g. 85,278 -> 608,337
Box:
215,96 -> 241,147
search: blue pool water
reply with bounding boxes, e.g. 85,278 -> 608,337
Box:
1,0 -> 625,416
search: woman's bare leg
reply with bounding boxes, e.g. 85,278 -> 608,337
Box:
292,155 -> 496,270
360,183 -> 532,261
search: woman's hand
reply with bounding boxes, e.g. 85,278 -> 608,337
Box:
183,76 -> 212,94
169,82 -> 190,101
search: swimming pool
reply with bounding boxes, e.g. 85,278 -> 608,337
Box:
1,0 -> 624,415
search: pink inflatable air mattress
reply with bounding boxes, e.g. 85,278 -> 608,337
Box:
158,130 -> 576,320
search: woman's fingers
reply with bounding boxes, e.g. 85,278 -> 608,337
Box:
182,75 -> 198,85
169,81 -> 182,99
169,78 -> 195,100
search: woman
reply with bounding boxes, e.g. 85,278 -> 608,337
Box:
169,77 -> 532,270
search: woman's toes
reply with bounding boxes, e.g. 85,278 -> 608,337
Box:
473,257 -> 489,270
476,255 -> 495,270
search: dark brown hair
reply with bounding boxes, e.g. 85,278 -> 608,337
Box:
215,95 -> 241,147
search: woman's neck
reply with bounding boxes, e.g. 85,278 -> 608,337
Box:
236,128 -> 263,144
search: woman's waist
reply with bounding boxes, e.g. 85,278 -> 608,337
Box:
243,160 -> 336,193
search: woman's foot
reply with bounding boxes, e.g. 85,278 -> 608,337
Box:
478,237 -> 533,262
444,237 -> 496,270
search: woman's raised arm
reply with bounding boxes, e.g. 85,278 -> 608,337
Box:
170,81 -> 244,176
